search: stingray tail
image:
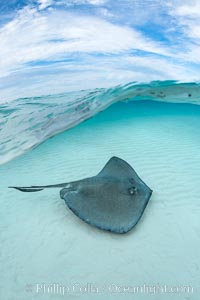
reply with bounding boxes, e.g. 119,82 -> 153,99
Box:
9,183 -> 68,192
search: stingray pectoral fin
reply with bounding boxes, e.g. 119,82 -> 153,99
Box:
9,182 -> 68,192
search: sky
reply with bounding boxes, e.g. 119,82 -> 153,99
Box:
0,0 -> 200,101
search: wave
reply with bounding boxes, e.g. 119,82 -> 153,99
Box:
0,80 -> 200,165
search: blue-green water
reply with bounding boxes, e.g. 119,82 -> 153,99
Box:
0,82 -> 200,300
1,84 -> 200,300
1,81 -> 200,165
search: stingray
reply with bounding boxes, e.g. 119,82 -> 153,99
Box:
9,156 -> 152,233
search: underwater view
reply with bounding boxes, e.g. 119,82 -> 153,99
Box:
0,1 -> 200,300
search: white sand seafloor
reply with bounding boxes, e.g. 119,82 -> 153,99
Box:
0,100 -> 200,300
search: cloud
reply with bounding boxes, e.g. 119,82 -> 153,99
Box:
38,0 -> 54,10
170,1 -> 200,17
1,50 -> 199,102
0,6 -> 171,78
124,55 -> 199,81
51,0 -> 107,7
168,0 -> 200,41
0,1 -> 200,102
164,1 -> 200,66
78,0 -> 107,4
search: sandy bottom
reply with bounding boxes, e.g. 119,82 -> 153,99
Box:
0,100 -> 200,300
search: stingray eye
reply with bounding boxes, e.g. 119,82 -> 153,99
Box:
129,187 -> 137,195
129,178 -> 135,184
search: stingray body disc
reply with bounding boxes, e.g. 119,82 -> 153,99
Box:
60,157 -> 152,233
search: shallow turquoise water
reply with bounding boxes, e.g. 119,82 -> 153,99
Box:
0,100 -> 200,299
1,81 -> 200,165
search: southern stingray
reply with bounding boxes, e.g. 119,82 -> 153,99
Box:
9,157 -> 152,233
